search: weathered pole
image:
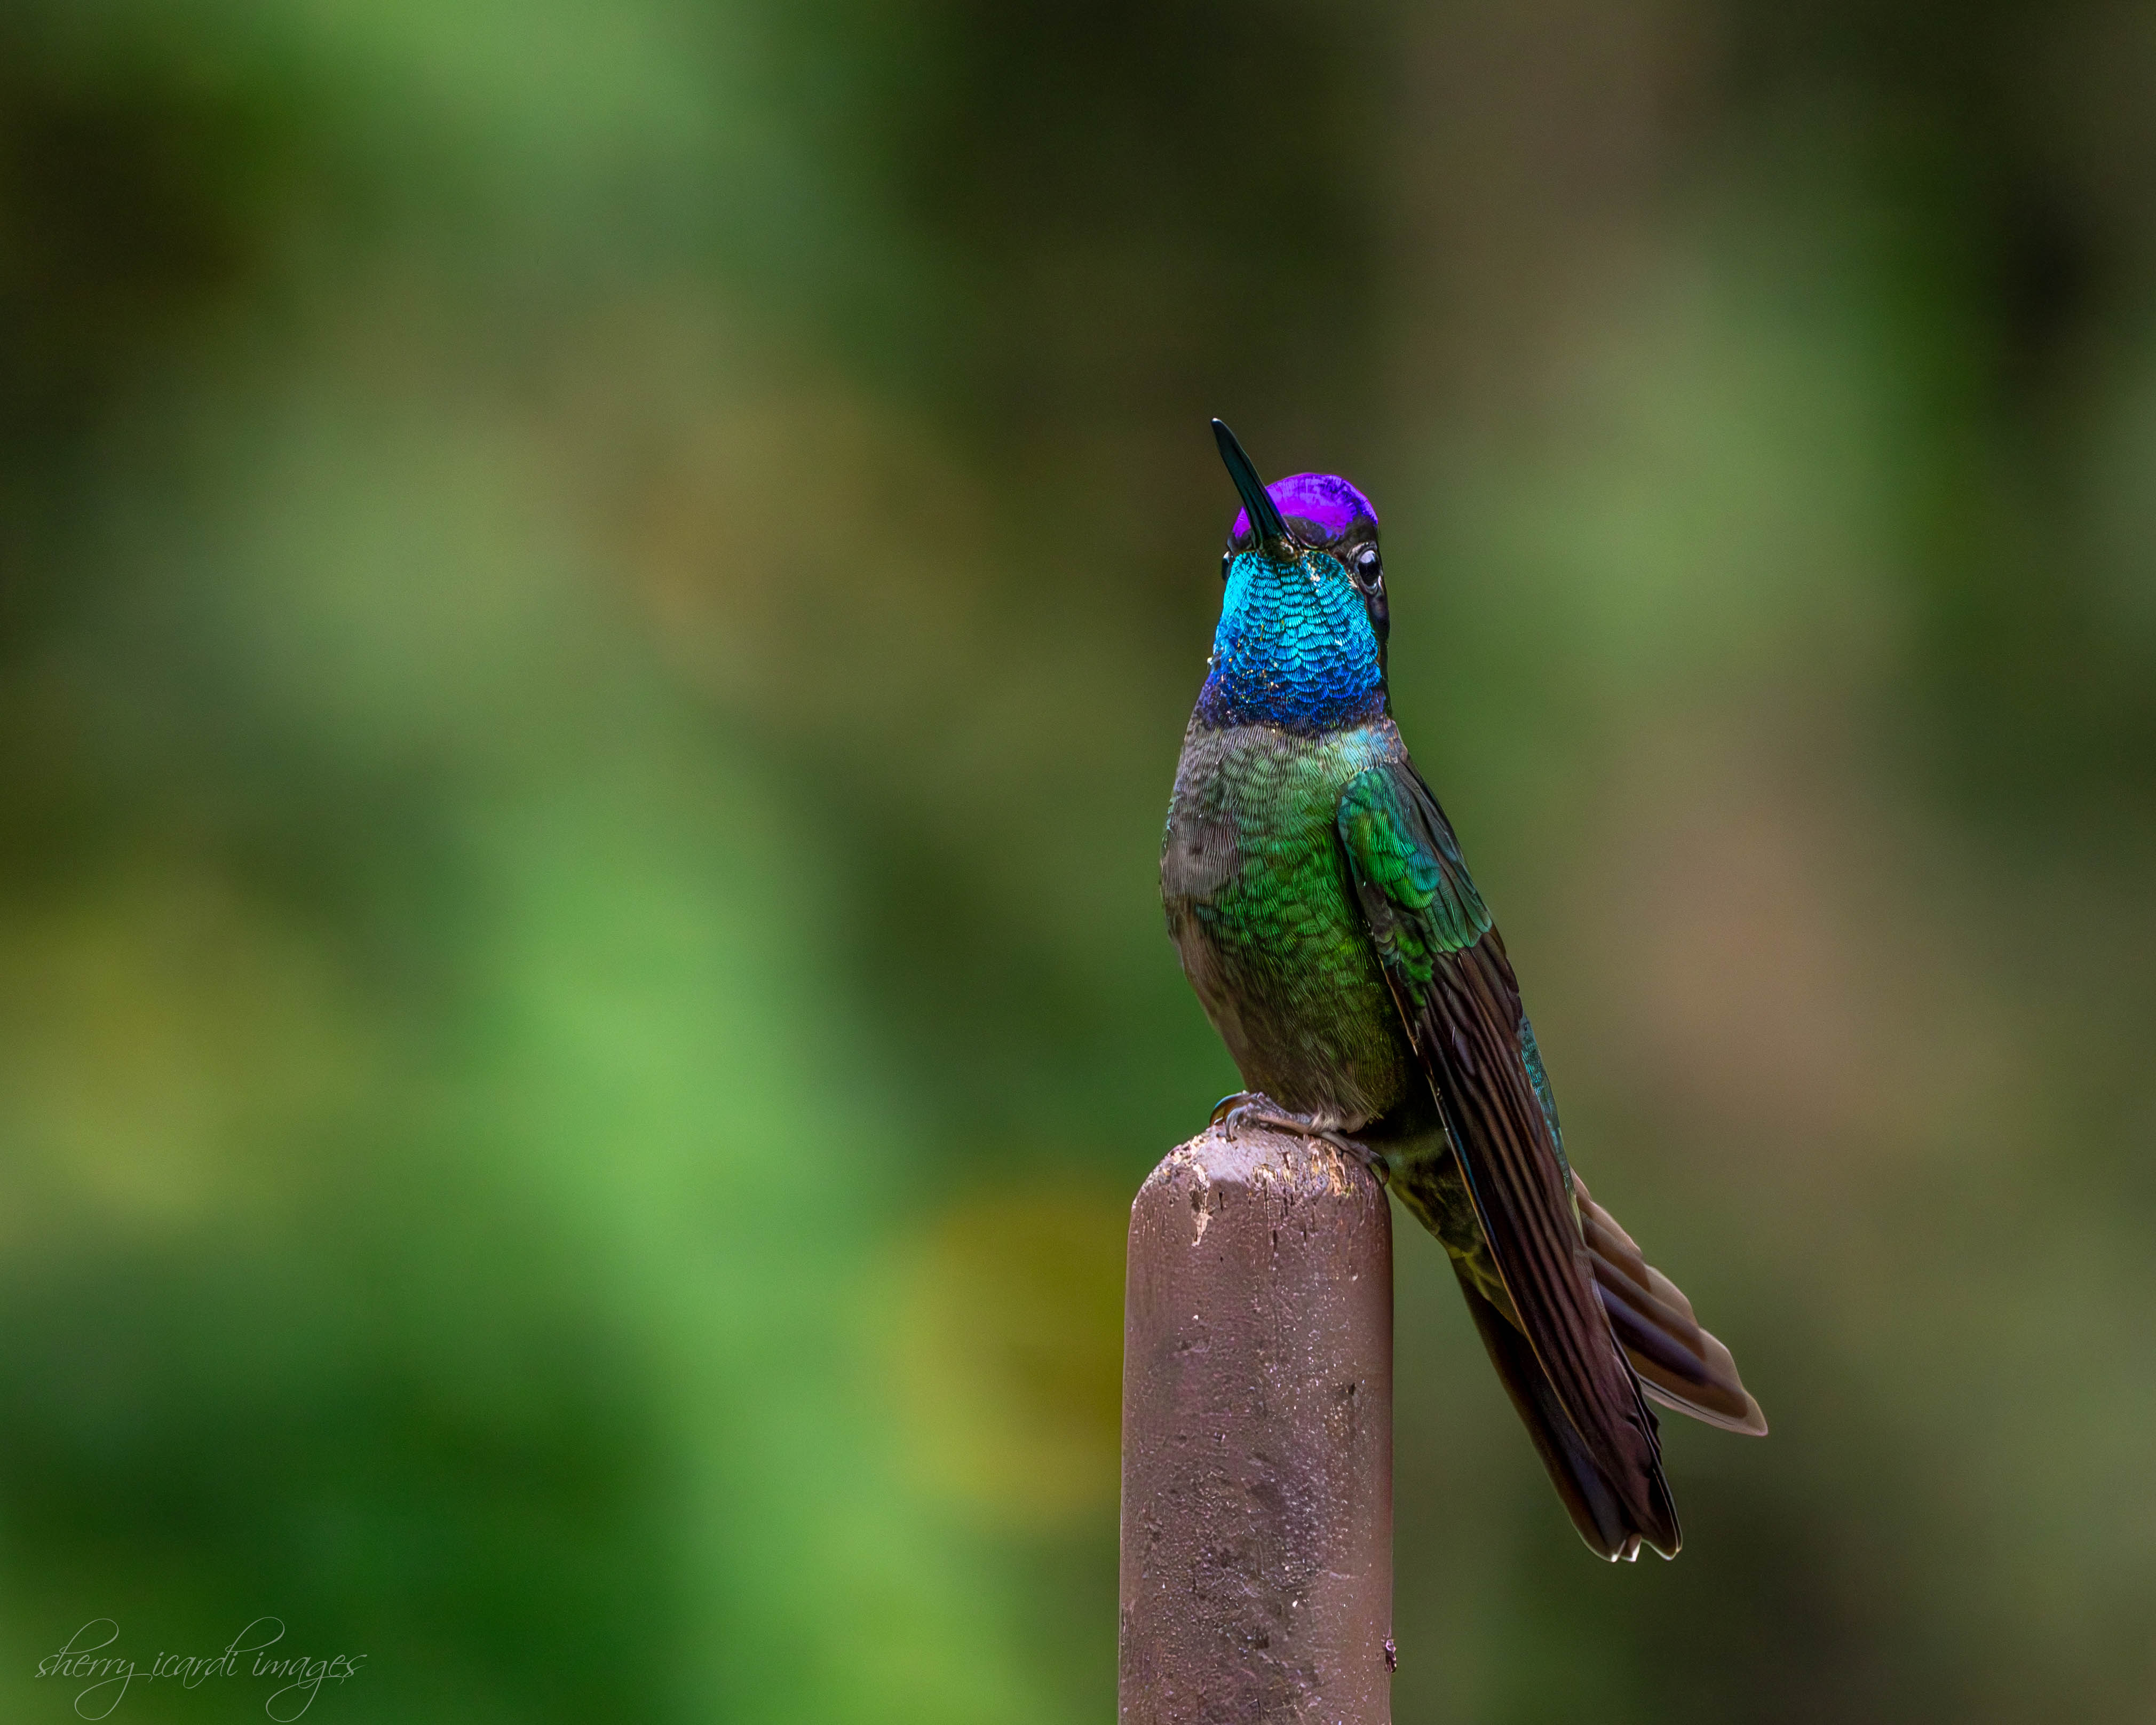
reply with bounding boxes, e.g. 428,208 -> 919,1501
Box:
1118,1122 -> 1395,1725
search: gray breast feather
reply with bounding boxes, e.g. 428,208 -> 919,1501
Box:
1160,802 -> 1239,905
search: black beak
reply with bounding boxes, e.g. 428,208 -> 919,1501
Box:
1212,419 -> 1291,551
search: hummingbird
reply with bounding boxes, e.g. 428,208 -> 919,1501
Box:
1161,420 -> 1765,1561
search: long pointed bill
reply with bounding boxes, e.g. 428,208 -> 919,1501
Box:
1212,418 -> 1291,551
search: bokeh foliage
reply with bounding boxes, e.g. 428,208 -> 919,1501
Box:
2,1 -> 2154,1721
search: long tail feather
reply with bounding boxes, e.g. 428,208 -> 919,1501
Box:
1573,1174 -> 1767,1437
1453,1262 -> 1679,1561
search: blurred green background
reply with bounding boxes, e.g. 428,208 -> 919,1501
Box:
4,1 -> 2154,1719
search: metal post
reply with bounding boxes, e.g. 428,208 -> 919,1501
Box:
1118,1122 -> 1394,1724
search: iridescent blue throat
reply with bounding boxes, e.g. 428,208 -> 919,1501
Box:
1197,549 -> 1385,733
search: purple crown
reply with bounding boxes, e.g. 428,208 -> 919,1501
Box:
1231,472 -> 1378,543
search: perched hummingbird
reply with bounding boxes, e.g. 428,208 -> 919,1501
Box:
1162,420 -> 1765,1561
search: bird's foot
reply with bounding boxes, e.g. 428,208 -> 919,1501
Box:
1209,1091 -> 1389,1184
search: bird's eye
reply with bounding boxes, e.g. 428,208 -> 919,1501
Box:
1351,544 -> 1383,590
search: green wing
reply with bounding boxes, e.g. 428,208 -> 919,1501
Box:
1338,760 -> 1680,1557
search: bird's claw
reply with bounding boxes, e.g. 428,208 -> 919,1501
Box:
1209,1090 -> 1261,1128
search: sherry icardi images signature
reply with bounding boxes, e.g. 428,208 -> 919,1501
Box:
35,1618 -> 365,1720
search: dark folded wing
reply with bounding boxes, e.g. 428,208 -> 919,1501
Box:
1338,759 -> 1678,1555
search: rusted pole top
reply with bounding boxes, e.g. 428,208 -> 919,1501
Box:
1118,1122 -> 1394,1725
